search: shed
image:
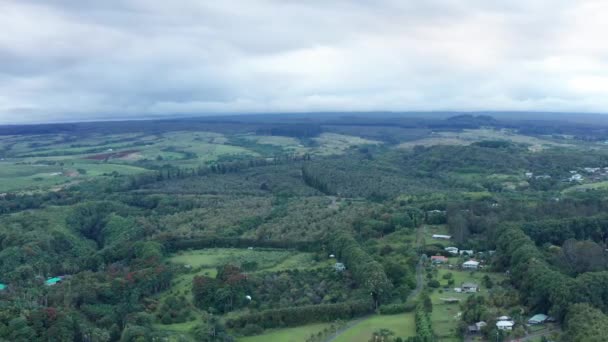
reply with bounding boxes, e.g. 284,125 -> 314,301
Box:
432,234 -> 452,240
0,283 -> 6,291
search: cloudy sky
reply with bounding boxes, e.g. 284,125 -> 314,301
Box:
1,0 -> 608,123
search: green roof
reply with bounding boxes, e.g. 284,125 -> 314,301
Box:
528,314 -> 548,322
45,277 -> 62,285
0,283 -> 6,291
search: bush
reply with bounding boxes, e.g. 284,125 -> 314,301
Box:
241,324 -> 263,336
379,302 -> 416,315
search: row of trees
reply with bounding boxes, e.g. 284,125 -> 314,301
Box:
327,230 -> 392,308
225,301 -> 373,330
495,224 -> 608,341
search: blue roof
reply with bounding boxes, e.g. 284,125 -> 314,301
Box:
45,277 -> 62,285
0,283 -> 6,291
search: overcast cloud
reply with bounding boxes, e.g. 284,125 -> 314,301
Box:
1,0 -> 608,123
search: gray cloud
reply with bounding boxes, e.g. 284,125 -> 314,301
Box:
1,0 -> 607,123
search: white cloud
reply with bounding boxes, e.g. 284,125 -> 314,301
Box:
0,0 -> 607,123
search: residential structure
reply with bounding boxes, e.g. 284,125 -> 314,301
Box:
432,234 -> 451,240
462,260 -> 480,270
528,314 -> 548,325
431,255 -> 448,264
459,250 -> 474,256
444,246 -> 459,255
461,282 -> 479,293
496,320 -> 515,331
333,263 -> 346,272
45,277 -> 63,286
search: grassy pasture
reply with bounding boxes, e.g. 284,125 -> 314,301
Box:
238,323 -> 333,342
163,248 -> 327,304
428,267 -> 507,340
0,161 -> 147,193
312,133 -> 381,155
331,313 -> 415,342
397,128 -> 570,151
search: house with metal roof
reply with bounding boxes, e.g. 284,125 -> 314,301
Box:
45,277 -> 63,286
528,314 -> 548,325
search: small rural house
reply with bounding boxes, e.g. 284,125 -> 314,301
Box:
0,283 -> 6,291
459,250 -> 474,256
468,320 -> 487,333
431,255 -> 448,264
496,320 -> 515,331
528,314 -> 548,325
462,260 -> 480,270
333,263 -> 346,272
444,247 -> 459,255
461,283 -> 479,293
432,234 -> 452,240
45,277 -> 63,286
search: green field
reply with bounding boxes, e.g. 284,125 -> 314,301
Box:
162,248 -> 329,305
397,128 -> 571,151
428,268 -> 507,340
312,133 -> 381,155
563,180 -> 608,193
0,161 -> 147,193
332,314 -> 415,342
238,323 -> 333,342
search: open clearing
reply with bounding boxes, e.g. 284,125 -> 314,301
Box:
238,323 -> 333,342
331,313 -> 415,342
313,133 -> 381,155
397,128 -> 570,151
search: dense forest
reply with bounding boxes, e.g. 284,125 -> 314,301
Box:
1,114 -> 608,341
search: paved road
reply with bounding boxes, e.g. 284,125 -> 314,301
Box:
407,225 -> 426,301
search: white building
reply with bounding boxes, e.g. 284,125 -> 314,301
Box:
432,234 -> 452,240
444,247 -> 459,255
459,250 -> 474,256
462,260 -> 480,270
496,320 -> 515,331
569,174 -> 583,182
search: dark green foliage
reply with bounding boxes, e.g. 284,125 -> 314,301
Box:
226,301 -> 373,330
414,302 -> 434,341
158,295 -> 192,324
327,230 -> 392,306
379,302 -> 417,315
563,304 -> 608,342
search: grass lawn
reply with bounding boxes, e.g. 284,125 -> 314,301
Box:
427,268 -> 507,340
162,248 -> 330,308
332,314 -> 415,342
168,248 -> 319,271
425,225 -> 453,246
238,323 -> 333,342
